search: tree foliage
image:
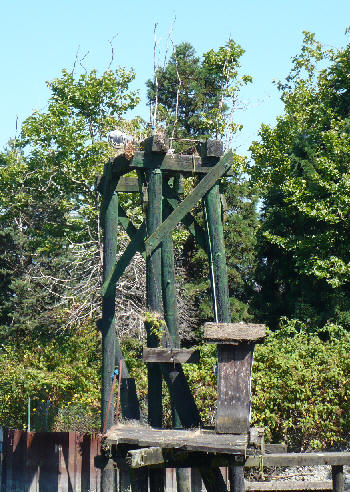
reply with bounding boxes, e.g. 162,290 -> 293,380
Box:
0,67 -> 141,341
250,32 -> 350,328
147,40 -> 252,150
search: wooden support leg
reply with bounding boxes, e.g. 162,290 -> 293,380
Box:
191,468 -> 202,492
119,466 -> 131,492
200,466 -> 228,492
100,166 -> 120,492
176,468 -> 191,492
229,466 -> 245,492
101,468 -> 117,492
146,168 -> 165,491
130,468 -> 148,492
332,465 -> 344,492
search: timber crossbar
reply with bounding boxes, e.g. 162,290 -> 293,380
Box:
144,150 -> 233,256
123,448 -> 350,469
204,322 -> 266,344
105,424 -> 249,455
142,347 -> 200,364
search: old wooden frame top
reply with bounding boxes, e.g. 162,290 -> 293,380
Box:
101,146 -> 233,297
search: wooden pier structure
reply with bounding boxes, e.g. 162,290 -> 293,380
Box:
97,136 -> 348,492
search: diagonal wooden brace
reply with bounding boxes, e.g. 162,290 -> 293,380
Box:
144,150 -> 233,256
101,222 -> 146,297
162,181 -> 208,253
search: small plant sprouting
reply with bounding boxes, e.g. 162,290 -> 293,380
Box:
143,311 -> 166,341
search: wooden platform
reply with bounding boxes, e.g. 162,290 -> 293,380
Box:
105,424 -> 249,455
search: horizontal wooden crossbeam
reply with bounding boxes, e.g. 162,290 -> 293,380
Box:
145,150 -> 233,256
105,424 -> 248,454
124,448 -> 350,470
116,176 -> 139,192
131,151 -> 232,174
204,322 -> 266,344
142,348 -> 200,364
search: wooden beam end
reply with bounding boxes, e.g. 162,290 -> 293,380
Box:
204,322 -> 266,344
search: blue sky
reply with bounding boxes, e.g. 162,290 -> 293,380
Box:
1,0 -> 349,156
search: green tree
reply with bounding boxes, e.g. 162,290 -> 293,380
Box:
147,40 -> 252,150
0,66 -> 141,342
146,40 -> 258,327
250,32 -> 350,328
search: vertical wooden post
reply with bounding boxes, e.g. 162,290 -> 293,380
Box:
100,161 -> 119,491
145,137 -> 166,492
114,341 -> 141,421
203,140 -> 246,492
332,465 -> 344,492
161,176 -> 191,492
146,166 -> 163,429
229,465 -> 245,492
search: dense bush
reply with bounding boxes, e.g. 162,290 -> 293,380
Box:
124,319 -> 350,450
251,320 -> 350,450
1,319 -> 349,449
0,324 -> 100,432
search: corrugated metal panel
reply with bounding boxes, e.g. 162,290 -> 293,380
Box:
1,430 -> 101,492
1,429 -> 232,491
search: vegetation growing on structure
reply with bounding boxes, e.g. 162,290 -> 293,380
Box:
147,40 -> 252,151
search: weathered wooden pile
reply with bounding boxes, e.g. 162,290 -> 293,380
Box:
98,136 -> 349,492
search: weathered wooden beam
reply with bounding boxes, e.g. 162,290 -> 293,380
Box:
116,176 -> 139,193
198,139 -> 224,158
143,135 -> 169,153
142,348 -> 200,364
103,451 -> 350,471
106,425 -> 248,454
132,151 -> 225,174
249,428 -> 265,454
126,448 -> 240,469
128,447 -> 165,468
217,342 -> 253,434
244,453 -> 350,467
204,323 -> 266,344
144,151 -> 233,256
264,443 -> 288,454
246,481 -> 333,491
99,163 -> 118,492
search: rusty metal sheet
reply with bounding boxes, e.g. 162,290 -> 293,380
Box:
1,430 -> 101,492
